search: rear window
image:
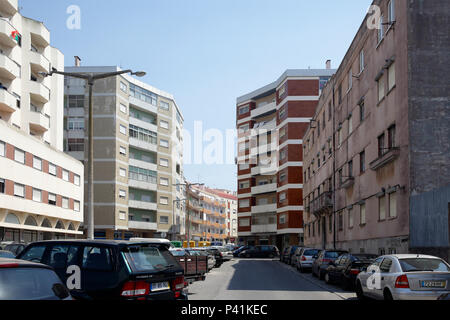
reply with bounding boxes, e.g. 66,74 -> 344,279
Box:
0,268 -> 62,300
123,244 -> 178,273
399,258 -> 450,272
325,251 -> 346,258
170,250 -> 186,257
303,249 -> 319,256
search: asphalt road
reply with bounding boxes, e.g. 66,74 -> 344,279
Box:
188,258 -> 357,300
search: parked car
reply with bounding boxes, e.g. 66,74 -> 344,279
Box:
192,248 -> 216,271
296,248 -> 320,273
290,247 -> 303,266
324,253 -> 378,289
356,254 -> 450,300
280,247 -> 289,262
2,242 -> 27,256
17,239 -> 187,300
0,258 -> 71,300
206,248 -> 224,267
171,248 -> 207,284
282,246 -> 299,264
212,246 -> 233,261
233,246 -> 251,257
0,250 -> 16,259
311,249 -> 348,280
238,245 -> 279,259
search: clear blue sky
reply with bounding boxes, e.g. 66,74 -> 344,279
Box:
20,0 -> 371,191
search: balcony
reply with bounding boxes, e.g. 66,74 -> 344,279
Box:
0,0 -> 18,16
251,183 -> 277,195
128,200 -> 157,211
251,203 -> 277,214
251,101 -> 276,118
340,177 -> 355,189
251,224 -> 277,234
129,137 -> 157,153
129,117 -> 157,134
0,53 -> 20,80
250,141 -> 277,157
129,95 -> 158,114
128,178 -> 157,191
309,192 -> 333,215
29,51 -> 50,75
29,81 -> 50,104
28,111 -> 50,133
30,23 -> 50,48
251,162 -> 278,176
370,148 -> 401,171
128,220 -> 157,231
0,18 -> 18,47
128,158 -> 157,172
0,89 -> 17,113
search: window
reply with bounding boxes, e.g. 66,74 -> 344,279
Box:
0,178 -> 4,193
160,216 -> 169,224
359,49 -> 365,73
119,211 -> 126,220
119,168 -> 127,177
338,128 -> 343,146
239,124 -> 250,133
159,101 -> 170,111
119,189 -> 126,199
389,192 -> 397,218
388,125 -> 396,149
239,199 -> 250,208
160,120 -> 169,129
329,215 -> 333,232
359,101 -> 365,122
279,172 -> 286,182
280,149 -> 287,160
380,258 -> 393,273
160,139 -> 169,148
82,246 -> 113,271
379,195 -> 386,220
279,192 -> 286,202
62,197 -> 69,209
33,156 -> 42,171
14,183 -> 24,198
119,103 -> 127,114
129,125 -> 157,144
360,150 -> 365,173
279,127 -> 286,138
348,69 -> 352,90
348,208 -> 354,228
238,105 -> 249,115
239,180 -> 250,190
378,76 -> 385,102
32,189 -> 41,202
74,201 -> 80,212
48,163 -> 56,176
279,106 -> 286,120
388,0 -> 395,24
120,125 -> 127,135
67,139 -> 84,152
62,170 -> 69,182
388,62 -> 396,91
159,158 -> 169,167
279,214 -> 287,224
360,203 -> 366,225
239,218 -> 250,227
338,84 -> 342,105
160,197 -> 169,205
160,177 -> 169,186
338,169 -> 343,185
239,163 -> 249,171
378,133 -> 386,157
14,148 -> 25,164
0,141 -> 5,157
120,81 -> 127,93
66,95 -> 84,109
328,102 -> 332,121
129,166 -> 157,184
348,160 -> 353,177
67,117 -> 84,131
348,115 -> 353,134
48,193 -> 56,206
339,212 -> 343,231
120,146 -> 127,155
378,15 -> 385,43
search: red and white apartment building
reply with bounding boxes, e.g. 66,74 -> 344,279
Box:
236,68 -> 335,249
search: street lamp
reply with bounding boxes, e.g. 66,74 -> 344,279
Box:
39,67 -> 146,240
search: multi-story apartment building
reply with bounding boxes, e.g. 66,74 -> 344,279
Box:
236,68 -> 335,249
63,65 -> 184,240
186,185 -> 232,243
0,0 -> 84,241
214,189 -> 238,242
303,0 -> 450,260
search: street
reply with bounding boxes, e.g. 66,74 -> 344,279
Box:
189,258 -> 357,300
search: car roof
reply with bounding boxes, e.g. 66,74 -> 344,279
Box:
0,257 -> 52,269
25,239 -> 171,247
383,254 -> 445,260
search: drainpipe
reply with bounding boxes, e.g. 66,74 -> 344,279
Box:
332,79 -> 337,250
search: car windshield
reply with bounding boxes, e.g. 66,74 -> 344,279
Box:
303,249 -> 319,256
123,244 -> 178,273
170,249 -> 186,256
0,268 -> 62,300
399,258 -> 450,272
325,251 -> 346,258
0,251 -> 15,258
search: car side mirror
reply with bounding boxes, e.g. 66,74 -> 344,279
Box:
52,283 -> 70,300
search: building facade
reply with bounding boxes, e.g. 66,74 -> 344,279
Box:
236,69 -> 335,249
303,0 -> 450,260
186,185 -> 234,243
0,0 -> 84,241
63,65 -> 185,240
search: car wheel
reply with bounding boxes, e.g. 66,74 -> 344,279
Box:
384,289 -> 394,301
356,281 -> 366,300
245,253 -> 250,258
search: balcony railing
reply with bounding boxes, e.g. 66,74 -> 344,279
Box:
370,147 -> 401,171
309,192 -> 333,215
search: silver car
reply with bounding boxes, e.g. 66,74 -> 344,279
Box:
296,248 -> 320,273
356,254 -> 450,300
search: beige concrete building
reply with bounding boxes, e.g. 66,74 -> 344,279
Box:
0,0 -> 84,241
63,65 -> 185,240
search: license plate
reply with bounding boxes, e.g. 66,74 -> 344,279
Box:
420,280 -> 446,288
150,281 -> 170,292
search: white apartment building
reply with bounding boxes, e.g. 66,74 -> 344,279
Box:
63,65 -> 185,240
0,0 -> 84,242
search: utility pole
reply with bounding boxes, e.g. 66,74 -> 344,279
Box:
39,67 -> 146,239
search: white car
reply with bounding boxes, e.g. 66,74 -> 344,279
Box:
212,246 -> 233,261
356,254 -> 450,300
